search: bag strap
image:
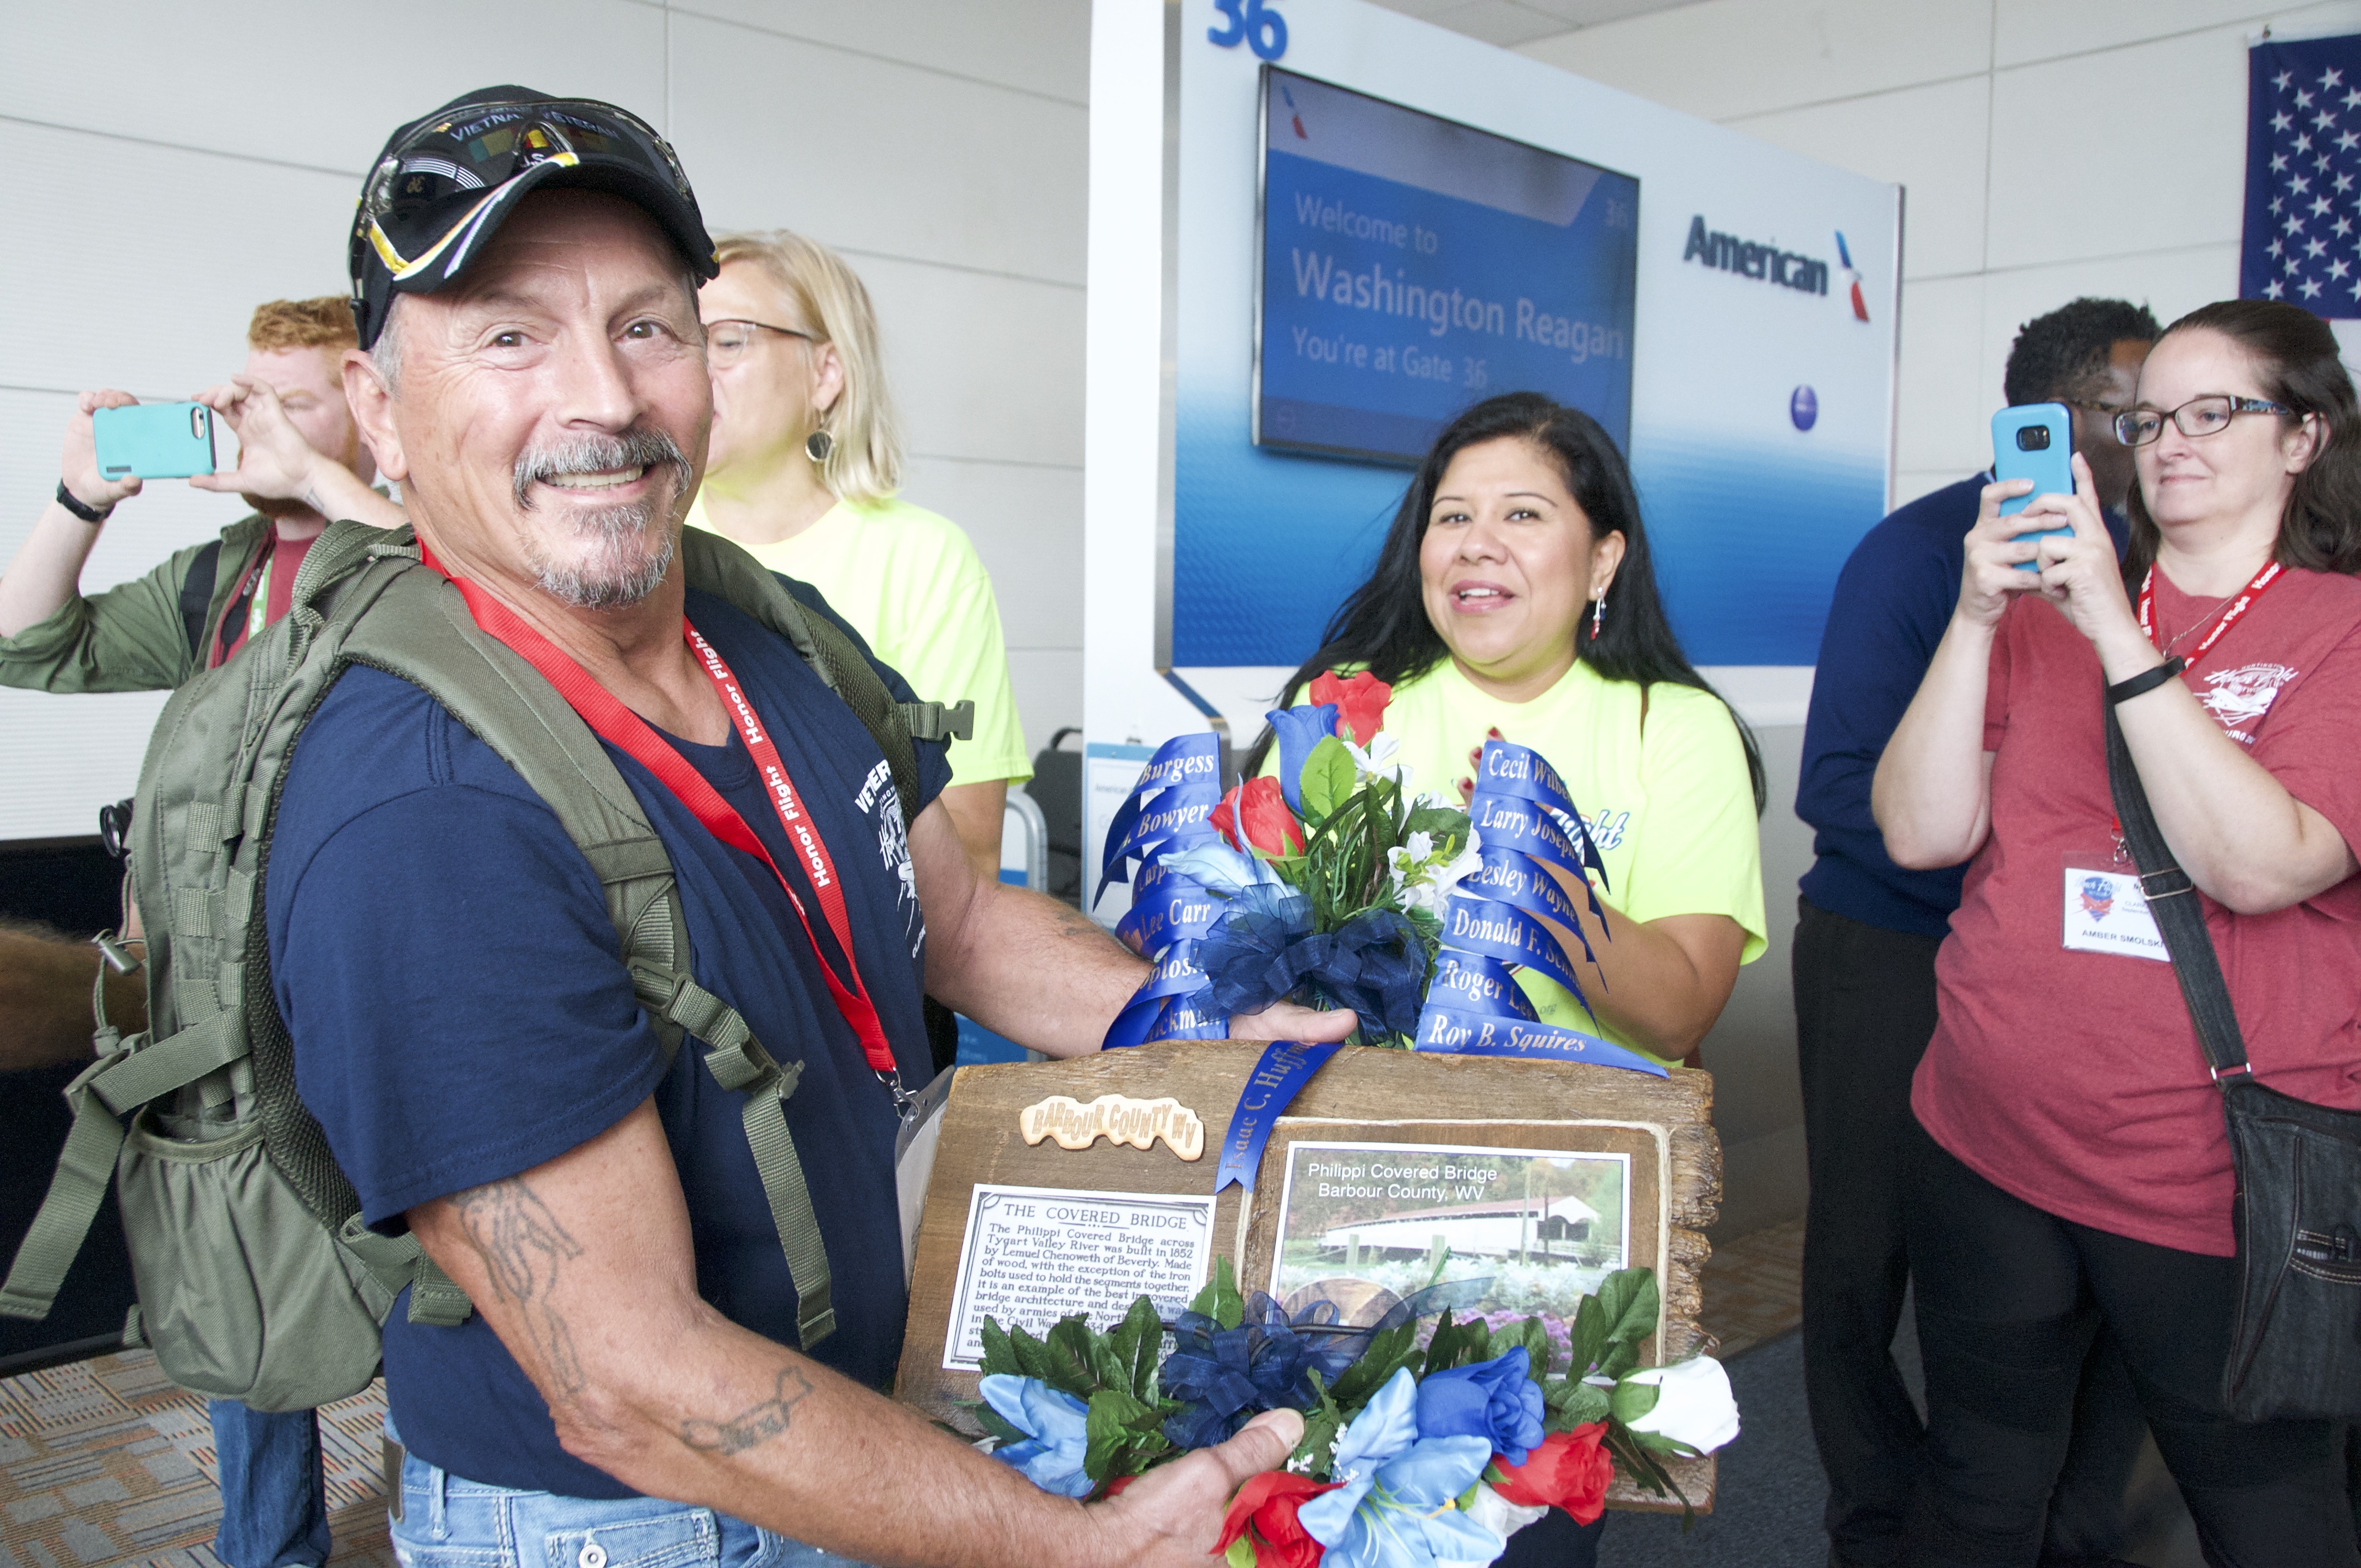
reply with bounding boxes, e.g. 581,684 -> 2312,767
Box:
2102,701 -> 2253,1082
180,540 -> 223,662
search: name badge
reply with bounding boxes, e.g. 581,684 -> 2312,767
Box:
2061,865 -> 2168,962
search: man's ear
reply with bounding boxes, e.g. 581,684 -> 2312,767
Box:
340,347 -> 407,485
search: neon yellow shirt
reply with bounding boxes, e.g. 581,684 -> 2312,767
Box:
1375,657 -> 1766,1061
688,494 -> 1031,787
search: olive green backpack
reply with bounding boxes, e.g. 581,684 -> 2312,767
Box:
0,520 -> 969,1411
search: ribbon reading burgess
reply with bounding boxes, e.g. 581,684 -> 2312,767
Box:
1094,733 -> 1223,904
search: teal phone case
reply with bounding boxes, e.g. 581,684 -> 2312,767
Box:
94,403 -> 216,480
1992,402 -> 2074,571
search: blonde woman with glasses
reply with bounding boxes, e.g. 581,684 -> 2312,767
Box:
691,230 -> 1031,877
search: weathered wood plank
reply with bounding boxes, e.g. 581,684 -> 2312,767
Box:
894,1041 -> 1720,1512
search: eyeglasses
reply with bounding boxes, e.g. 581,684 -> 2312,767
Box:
704,318 -> 818,368
2112,395 -> 2294,448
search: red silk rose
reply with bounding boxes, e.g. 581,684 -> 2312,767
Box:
1214,776 -> 1306,858
1216,1472 -> 1337,1567
1308,669 -> 1391,747
1490,1423 -> 1613,1524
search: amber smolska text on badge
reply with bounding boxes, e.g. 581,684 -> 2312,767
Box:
1019,1095 -> 1206,1161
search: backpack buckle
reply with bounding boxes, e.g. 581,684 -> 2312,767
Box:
2210,1061 -> 2253,1083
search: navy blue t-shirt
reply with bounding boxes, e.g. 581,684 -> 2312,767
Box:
1796,475 -> 2126,937
268,585 -> 949,1498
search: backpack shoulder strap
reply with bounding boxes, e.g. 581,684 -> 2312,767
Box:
179,540 -> 223,662
677,528 -> 948,827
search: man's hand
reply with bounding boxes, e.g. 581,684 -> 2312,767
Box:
1227,998 -> 1359,1043
62,390 -> 144,513
1095,1409 -> 1304,1566
189,377 -> 323,507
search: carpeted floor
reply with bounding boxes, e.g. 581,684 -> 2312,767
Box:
0,1217 -> 1821,1568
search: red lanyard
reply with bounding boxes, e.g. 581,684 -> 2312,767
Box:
2137,560 -> 2283,661
416,545 -> 899,1082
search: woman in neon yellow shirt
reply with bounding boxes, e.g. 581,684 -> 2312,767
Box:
1248,392 -> 1767,1072
689,230 -> 1030,876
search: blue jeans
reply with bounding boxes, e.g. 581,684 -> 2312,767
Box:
208,1401 -> 330,1568
389,1436 -> 873,1568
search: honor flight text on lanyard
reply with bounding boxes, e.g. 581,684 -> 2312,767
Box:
418,543 -> 909,1113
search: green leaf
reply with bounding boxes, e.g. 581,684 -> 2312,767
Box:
1084,1389 -> 1152,1481
1329,1320 -> 1423,1407
1190,1256 -> 1246,1331
1291,1369 -> 1346,1479
1225,1537 -> 1259,1568
1609,1378 -> 1661,1428
1514,1316 -> 1555,1381
978,1315 -> 1020,1378
1298,736 -> 1358,822
1007,1324 -> 1054,1384
1108,1295 -> 1166,1402
1544,1378 -> 1611,1430
1593,1269 -> 1660,1349
959,1397 -> 1030,1449
1042,1316 -> 1102,1398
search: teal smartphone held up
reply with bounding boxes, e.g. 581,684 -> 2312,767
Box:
93,402 -> 216,480
1992,402 -> 2074,572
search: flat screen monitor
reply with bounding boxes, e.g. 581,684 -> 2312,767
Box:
1254,68 -> 1640,466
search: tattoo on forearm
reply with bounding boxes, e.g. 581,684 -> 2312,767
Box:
1049,902 -> 1124,950
680,1365 -> 814,1455
449,1178 -> 589,1396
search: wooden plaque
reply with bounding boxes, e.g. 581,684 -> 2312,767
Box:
894,1041 -> 1720,1512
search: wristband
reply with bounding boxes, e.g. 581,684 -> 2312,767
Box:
55,480 -> 113,524
2107,656 -> 2185,706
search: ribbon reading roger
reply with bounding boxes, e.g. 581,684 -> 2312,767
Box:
1096,732 -> 1233,1047
1214,1038 -> 1346,1193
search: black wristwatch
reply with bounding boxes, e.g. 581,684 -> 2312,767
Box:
2107,656 -> 2185,706
55,480 -> 113,524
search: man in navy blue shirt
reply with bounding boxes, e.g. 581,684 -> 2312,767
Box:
1794,297 -> 2160,1568
269,89 -> 1351,1568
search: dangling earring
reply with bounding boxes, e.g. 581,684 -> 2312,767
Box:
804,428 -> 834,464
1591,590 -> 1606,641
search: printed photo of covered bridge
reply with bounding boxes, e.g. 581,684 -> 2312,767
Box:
1316,1191 -> 1600,1264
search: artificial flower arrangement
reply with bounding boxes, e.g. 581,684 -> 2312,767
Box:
969,1260 -> 1740,1566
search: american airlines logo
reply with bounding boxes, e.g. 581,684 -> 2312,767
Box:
1682,216 -> 1873,323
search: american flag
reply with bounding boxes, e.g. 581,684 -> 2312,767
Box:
2242,34 -> 2361,318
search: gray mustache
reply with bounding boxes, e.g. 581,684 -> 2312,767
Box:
513,428 -> 690,511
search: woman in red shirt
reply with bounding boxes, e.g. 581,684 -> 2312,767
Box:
1874,299 -> 2361,1566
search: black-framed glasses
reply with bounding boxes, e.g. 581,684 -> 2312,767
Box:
704,318 -> 818,368
2113,395 -> 2294,448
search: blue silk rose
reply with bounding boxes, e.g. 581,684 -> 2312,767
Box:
978,1375 -> 1092,1498
1413,1346 -> 1547,1464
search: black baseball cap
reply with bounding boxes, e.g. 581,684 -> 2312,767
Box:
347,86 -> 719,350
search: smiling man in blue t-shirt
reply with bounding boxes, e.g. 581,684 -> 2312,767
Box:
271,88 -> 1350,1568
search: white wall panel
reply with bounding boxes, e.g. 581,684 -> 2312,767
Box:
668,12 -> 1087,286
1894,274 -> 1992,475
0,0 -> 667,175
0,123 -> 353,401
0,689 -> 171,843
1993,0 -> 2361,69
856,255 -> 1084,469
1521,0 -> 1992,123
1728,75 -> 1993,281
1895,468 -> 1965,507
673,0 -> 1091,104
1985,29 -> 2246,272
899,456 -> 1082,652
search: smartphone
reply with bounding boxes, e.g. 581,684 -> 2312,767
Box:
1992,402 -> 2074,571
93,402 -> 216,480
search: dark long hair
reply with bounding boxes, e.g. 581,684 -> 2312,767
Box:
1241,392 -> 1766,813
2124,298 -> 2361,590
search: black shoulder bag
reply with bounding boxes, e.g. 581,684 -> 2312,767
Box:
2104,701 -> 2361,1421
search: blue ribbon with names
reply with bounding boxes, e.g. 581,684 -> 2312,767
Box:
1413,1005 -> 1665,1076
1094,733 -> 1225,905
1214,1038 -> 1347,1193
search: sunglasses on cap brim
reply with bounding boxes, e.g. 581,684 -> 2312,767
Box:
353,99 -> 694,286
